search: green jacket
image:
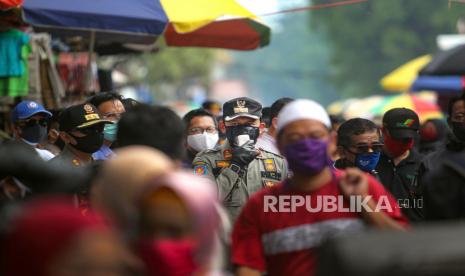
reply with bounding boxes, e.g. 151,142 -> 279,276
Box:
193,142 -> 288,221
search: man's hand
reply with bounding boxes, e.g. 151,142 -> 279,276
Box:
231,140 -> 259,168
339,168 -> 369,199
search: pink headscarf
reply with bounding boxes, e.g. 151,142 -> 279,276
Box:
138,171 -> 220,266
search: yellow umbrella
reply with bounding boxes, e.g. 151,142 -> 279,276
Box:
380,55 -> 432,92
161,0 -> 255,33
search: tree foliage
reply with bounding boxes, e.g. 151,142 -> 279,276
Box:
311,0 -> 465,97
229,12 -> 338,106
143,47 -> 214,87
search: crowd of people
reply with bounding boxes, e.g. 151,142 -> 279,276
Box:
0,91 -> 464,275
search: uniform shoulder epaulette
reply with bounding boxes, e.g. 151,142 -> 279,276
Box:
259,148 -> 284,159
197,148 -> 221,155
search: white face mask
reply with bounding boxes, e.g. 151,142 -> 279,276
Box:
187,132 -> 219,152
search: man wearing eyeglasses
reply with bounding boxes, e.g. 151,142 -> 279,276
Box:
193,97 -> 287,222
377,108 -> 424,222
11,100 -> 55,161
50,103 -> 112,167
88,92 -> 126,160
182,108 -> 219,166
335,118 -> 383,180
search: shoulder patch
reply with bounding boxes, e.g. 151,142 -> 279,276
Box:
262,158 -> 277,172
194,164 -> 208,175
223,149 -> 233,160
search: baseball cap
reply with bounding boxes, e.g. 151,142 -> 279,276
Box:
382,108 -> 420,139
11,101 -> 52,123
277,99 -> 331,133
223,97 -> 262,121
59,103 -> 112,132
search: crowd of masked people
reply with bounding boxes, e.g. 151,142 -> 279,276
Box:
0,91 -> 465,276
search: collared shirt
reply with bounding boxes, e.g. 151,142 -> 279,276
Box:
92,144 -> 116,160
376,150 -> 424,222
193,141 -> 288,222
256,132 -> 280,155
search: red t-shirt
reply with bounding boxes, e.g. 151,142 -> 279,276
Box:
232,172 -> 408,276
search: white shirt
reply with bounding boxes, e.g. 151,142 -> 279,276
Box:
21,138 -> 55,161
256,132 -> 280,155
35,148 -> 55,161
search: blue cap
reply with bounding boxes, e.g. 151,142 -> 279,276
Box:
11,101 -> 52,122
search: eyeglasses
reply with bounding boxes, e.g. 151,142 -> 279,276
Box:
18,118 -> 48,128
188,127 -> 217,135
347,142 -> 384,154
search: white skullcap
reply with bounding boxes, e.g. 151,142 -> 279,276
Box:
277,99 -> 331,133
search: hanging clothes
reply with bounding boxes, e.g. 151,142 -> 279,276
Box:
0,42 -> 30,97
0,29 -> 29,77
58,52 -> 99,95
23,33 -> 65,109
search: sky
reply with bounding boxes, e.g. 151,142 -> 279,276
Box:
237,0 -> 307,27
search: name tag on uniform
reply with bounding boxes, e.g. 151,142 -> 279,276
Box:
262,159 -> 277,172
261,171 -> 281,180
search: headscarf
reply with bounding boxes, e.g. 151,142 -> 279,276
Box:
137,171 -> 220,270
97,146 -> 173,239
2,196 -> 107,276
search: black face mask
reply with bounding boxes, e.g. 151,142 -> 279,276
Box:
21,124 -> 47,144
452,122 -> 465,142
226,125 -> 260,147
70,132 -> 104,153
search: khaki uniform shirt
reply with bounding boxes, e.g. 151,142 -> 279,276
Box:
193,142 -> 288,221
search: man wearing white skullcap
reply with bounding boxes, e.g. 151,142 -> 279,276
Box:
232,99 -> 407,276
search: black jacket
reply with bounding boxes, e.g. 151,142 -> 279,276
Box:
423,152 -> 465,220
376,150 -> 424,222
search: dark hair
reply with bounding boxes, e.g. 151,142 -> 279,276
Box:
117,104 -> 185,161
261,107 -> 272,128
121,98 -> 140,111
270,98 -> 294,119
447,94 -> 465,117
182,109 -> 217,133
337,118 -> 379,147
87,92 -> 123,109
202,100 -> 221,110
330,114 -> 345,126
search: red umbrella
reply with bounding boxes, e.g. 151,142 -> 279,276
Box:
164,18 -> 270,50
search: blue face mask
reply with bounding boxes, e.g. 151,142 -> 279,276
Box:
355,152 -> 380,172
103,122 -> 118,142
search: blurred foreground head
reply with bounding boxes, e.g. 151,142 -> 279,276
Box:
95,146 -> 173,238
1,197 -> 141,276
117,104 -> 185,164
136,171 -> 221,276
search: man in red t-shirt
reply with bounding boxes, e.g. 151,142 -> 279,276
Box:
232,99 -> 408,276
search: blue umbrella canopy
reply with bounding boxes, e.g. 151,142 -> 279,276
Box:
23,0 -> 168,54
410,75 -> 464,94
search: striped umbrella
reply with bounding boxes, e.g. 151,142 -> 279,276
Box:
370,93 -> 443,123
161,0 -> 270,50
